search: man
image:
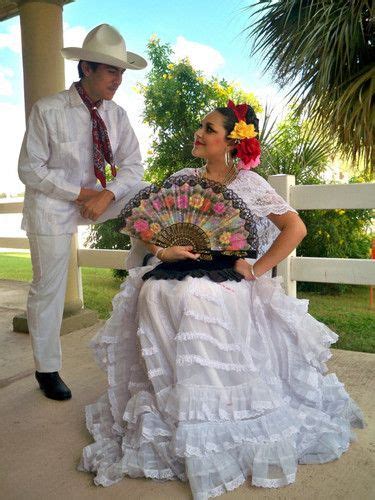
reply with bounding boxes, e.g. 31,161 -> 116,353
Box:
18,24 -> 147,401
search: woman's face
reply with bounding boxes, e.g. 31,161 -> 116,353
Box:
192,111 -> 232,161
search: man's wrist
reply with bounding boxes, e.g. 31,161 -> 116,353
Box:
103,189 -> 115,200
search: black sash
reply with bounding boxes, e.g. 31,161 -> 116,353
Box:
142,250 -> 257,283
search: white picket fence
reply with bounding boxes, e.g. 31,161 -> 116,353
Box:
0,175 -> 374,298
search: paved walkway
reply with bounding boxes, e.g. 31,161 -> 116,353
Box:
0,280 -> 374,500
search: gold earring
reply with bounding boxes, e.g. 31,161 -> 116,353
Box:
224,149 -> 232,168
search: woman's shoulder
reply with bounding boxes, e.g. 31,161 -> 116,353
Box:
234,169 -> 274,195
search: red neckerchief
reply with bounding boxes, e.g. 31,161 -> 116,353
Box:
75,81 -> 116,188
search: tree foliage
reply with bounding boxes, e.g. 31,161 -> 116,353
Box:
138,36 -> 262,183
259,109 -> 372,293
258,106 -> 336,184
247,0 -> 374,174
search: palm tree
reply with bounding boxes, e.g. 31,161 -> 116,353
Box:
258,105 -> 336,183
246,0 -> 374,174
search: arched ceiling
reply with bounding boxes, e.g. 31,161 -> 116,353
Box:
0,0 -> 74,22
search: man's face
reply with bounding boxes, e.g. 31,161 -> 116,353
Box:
82,63 -> 125,101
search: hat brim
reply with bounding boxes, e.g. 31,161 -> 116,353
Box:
61,47 -> 147,70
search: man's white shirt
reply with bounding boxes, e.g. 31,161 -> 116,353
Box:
18,83 -> 144,235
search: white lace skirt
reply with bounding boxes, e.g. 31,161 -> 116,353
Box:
79,266 -> 364,500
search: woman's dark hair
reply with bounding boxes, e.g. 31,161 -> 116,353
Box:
78,60 -> 100,78
215,105 -> 259,157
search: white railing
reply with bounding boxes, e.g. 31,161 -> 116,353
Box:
267,175 -> 375,295
1,175 -> 374,298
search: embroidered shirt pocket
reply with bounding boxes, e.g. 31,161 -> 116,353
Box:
49,141 -> 80,170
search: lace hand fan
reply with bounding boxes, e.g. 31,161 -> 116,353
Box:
119,175 -> 258,258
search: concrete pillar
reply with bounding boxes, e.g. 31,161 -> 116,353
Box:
13,0 -> 97,334
18,0 -> 65,117
268,174 -> 297,297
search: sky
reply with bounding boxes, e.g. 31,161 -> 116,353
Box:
0,0 -> 288,196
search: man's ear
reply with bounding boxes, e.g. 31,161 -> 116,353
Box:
81,61 -> 91,78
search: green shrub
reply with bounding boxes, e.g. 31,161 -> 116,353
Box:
85,218 -> 129,279
297,208 -> 372,294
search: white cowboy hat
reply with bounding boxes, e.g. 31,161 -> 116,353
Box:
61,23 -> 147,70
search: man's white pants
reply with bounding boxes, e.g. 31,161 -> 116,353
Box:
27,233 -> 72,372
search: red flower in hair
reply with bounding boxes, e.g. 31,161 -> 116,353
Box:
227,100 -> 248,122
236,137 -> 261,169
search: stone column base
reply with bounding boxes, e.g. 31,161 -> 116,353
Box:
13,309 -> 99,336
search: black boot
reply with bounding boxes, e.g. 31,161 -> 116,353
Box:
35,371 -> 72,400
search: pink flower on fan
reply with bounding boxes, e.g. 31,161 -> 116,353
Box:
133,219 -> 149,232
164,195 -> 175,208
140,229 -> 153,241
201,198 -> 211,212
176,194 -> 188,209
228,232 -> 247,250
213,202 -> 226,214
152,198 -> 163,210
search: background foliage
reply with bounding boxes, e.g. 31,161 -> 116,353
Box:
138,37 -> 262,183
247,0 -> 374,174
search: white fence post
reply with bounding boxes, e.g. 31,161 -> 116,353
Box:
268,174 -> 297,297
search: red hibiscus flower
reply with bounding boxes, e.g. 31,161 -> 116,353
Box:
235,137 -> 261,166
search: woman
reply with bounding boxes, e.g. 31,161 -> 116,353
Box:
79,101 -> 364,499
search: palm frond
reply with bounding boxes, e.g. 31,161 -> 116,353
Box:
246,0 -> 374,174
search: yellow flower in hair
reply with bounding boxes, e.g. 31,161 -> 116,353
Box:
228,121 -> 258,140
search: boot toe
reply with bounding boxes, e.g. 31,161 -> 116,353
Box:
35,371 -> 72,401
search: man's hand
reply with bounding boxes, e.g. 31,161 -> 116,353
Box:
76,188 -> 99,203
78,189 -> 115,221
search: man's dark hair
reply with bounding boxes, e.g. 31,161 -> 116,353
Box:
78,60 -> 100,78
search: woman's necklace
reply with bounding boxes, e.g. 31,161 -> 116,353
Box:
201,163 -> 238,186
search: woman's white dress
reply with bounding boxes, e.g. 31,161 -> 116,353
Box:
79,169 -> 364,500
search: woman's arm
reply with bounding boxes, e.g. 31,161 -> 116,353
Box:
144,242 -> 200,262
235,211 -> 307,280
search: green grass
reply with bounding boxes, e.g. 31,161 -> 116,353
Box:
0,252 -> 121,319
299,288 -> 375,354
1,252 -> 374,353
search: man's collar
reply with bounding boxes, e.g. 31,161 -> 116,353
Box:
68,82 -> 109,110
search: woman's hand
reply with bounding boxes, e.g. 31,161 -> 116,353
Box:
234,259 -> 258,280
158,246 -> 200,262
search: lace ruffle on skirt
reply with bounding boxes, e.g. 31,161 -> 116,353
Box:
79,267 -> 364,500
